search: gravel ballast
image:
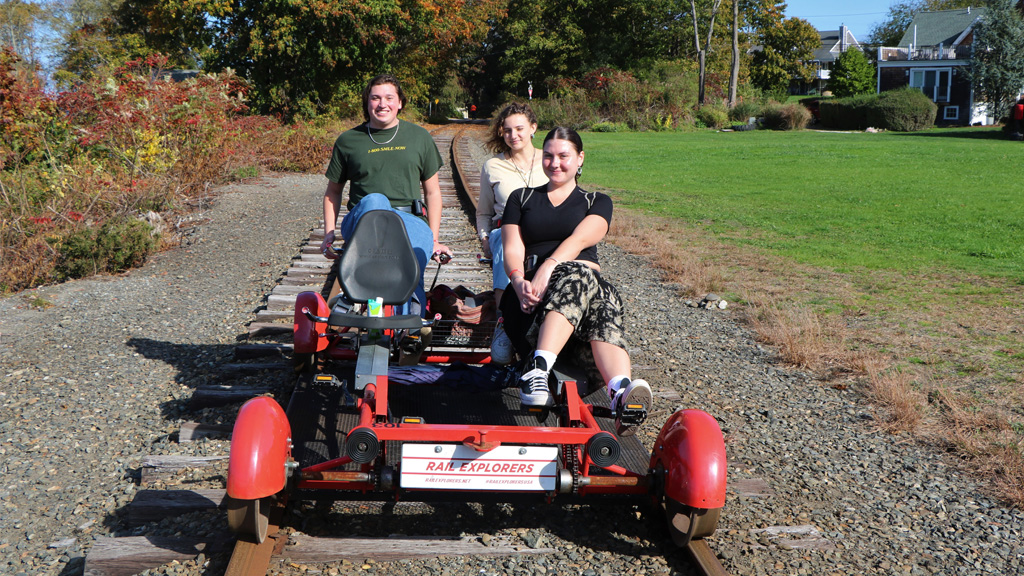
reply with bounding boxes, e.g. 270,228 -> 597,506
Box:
1,138 -> 1022,576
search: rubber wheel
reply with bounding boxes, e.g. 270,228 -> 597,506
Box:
292,352 -> 315,374
665,497 -> 720,546
226,495 -> 272,543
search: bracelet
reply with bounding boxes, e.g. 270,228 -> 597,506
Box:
545,257 -> 559,264
508,268 -> 524,279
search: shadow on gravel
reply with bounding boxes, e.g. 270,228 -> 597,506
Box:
126,336 -> 278,421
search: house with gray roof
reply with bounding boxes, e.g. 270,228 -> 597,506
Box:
806,26 -> 861,94
876,7 -> 989,125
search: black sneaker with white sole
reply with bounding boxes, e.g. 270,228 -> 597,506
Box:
519,356 -> 554,407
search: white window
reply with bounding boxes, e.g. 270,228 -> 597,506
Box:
910,68 -> 952,102
943,106 -> 959,120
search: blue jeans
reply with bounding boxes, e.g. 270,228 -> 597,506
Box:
341,193 -> 432,317
488,228 -> 510,291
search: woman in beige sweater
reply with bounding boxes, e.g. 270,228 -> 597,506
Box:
478,102 -> 547,363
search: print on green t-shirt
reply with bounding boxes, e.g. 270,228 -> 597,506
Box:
324,120 -> 444,210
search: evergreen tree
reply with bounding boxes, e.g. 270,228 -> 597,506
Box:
969,0 -> 1024,120
829,48 -> 875,97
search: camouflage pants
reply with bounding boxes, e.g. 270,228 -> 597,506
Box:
524,261 -> 628,387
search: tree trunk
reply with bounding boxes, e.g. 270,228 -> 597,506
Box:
690,0 -> 706,105
698,50 -> 707,105
729,0 -> 739,107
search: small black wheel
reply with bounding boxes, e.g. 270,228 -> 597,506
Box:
226,495 -> 272,543
665,497 -> 720,546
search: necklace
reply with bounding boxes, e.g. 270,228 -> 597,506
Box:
508,148 -> 535,188
367,122 -> 400,145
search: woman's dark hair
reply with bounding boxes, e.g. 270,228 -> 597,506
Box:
361,74 -> 407,122
543,126 -> 585,181
485,102 -> 539,154
542,126 -> 584,153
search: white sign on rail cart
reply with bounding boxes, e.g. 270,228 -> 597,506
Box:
400,444 -> 558,491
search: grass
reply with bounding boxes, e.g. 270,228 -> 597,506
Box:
591,126 -> 1024,505
587,128 -> 1023,279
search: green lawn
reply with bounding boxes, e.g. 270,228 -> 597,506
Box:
584,128 -> 1024,280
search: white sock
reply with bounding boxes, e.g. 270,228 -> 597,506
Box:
533,350 -> 557,370
607,375 -> 630,395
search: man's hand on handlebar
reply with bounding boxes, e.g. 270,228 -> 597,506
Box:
321,230 -> 339,260
432,241 -> 453,263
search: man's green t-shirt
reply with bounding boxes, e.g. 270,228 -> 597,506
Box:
324,119 -> 444,210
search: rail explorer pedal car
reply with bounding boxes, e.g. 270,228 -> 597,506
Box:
225,209 -> 727,547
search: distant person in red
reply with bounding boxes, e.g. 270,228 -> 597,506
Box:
1012,94 -> 1024,138
470,104 -> 477,119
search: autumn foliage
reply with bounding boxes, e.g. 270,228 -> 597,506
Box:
0,49 -> 327,293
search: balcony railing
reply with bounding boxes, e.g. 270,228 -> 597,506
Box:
878,45 -> 972,61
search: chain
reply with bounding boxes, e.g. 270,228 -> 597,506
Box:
367,122 -> 400,145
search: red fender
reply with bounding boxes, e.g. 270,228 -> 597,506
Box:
294,291 -> 329,354
227,397 -> 292,500
650,409 -> 727,509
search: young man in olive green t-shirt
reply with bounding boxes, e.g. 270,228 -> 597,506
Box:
320,74 -> 452,317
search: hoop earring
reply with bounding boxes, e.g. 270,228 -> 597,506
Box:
576,166 -> 583,177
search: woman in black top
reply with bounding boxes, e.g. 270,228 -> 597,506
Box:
501,127 -> 651,436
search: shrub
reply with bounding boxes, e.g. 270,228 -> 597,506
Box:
761,102 -> 812,130
1,50 -> 331,293
729,100 -> 762,123
694,102 -> 729,129
532,63 -> 698,131
591,121 -> 629,132
820,94 -> 878,130
57,218 -> 156,279
869,87 -> 937,132
531,84 -> 600,130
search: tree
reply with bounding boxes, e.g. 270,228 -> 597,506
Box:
483,0 -> 677,99
750,16 -> 818,95
969,0 -> 1024,120
50,0 -> 153,86
829,47 -> 875,97
1,0 -> 53,71
109,0 -> 502,118
729,0 -> 785,106
688,0 -> 724,105
728,0 -> 739,106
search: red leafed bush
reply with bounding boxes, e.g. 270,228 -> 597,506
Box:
1,50 -> 328,293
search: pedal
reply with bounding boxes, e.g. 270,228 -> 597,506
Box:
313,373 -> 344,387
313,373 -> 356,407
617,405 -> 648,428
399,416 -> 425,424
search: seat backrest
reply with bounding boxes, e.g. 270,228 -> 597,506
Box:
338,210 -> 419,305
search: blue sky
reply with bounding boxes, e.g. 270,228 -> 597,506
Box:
784,0 -> 894,42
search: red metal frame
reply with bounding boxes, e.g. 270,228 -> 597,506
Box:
232,287 -> 726,508
287,374 -> 650,497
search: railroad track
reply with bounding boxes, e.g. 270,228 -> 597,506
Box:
222,125 -> 730,576
83,124 -> 730,576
